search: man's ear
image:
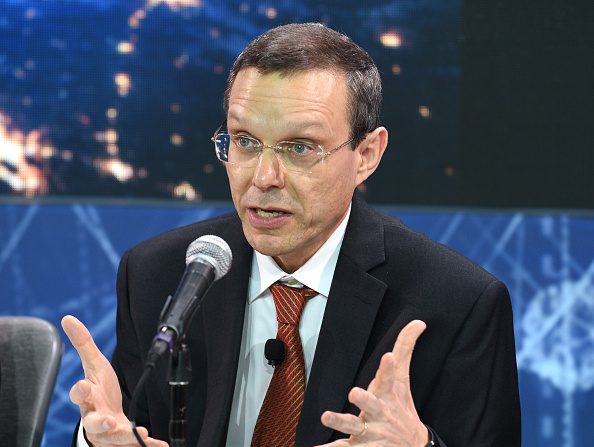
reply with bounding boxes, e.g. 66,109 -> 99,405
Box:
355,127 -> 388,186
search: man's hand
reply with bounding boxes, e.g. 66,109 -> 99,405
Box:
317,320 -> 429,447
62,315 -> 168,447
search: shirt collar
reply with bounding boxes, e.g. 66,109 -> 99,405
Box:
248,204 -> 351,303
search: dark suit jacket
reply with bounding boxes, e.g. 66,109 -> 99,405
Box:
109,194 -> 520,447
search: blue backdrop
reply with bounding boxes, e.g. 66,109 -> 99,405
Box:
1,201 -> 593,446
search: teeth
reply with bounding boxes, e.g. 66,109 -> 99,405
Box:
255,208 -> 285,217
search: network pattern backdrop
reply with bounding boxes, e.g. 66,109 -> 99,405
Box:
1,202 -> 593,447
0,0 -> 461,204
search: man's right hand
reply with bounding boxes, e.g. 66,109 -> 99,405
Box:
62,315 -> 168,447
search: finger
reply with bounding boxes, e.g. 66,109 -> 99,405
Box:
321,411 -> 367,437
89,433 -> 168,447
89,418 -> 169,447
69,379 -> 93,414
145,438 -> 170,447
96,442 -> 166,447
97,431 -> 168,447
392,320 -> 427,381
86,420 -> 148,445
62,315 -> 110,376
314,441 -> 351,447
369,352 -> 396,397
366,375 -> 379,394
347,387 -> 382,418
371,321 -> 427,399
82,412 -> 120,435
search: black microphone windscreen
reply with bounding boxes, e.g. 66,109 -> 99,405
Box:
264,338 -> 285,366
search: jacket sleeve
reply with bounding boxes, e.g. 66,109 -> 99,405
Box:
111,249 -> 151,426
421,279 -> 521,446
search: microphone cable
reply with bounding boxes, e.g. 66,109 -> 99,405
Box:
129,365 -> 154,447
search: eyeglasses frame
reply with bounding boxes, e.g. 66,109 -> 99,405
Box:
210,121 -> 356,173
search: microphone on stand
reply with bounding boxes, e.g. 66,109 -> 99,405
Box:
130,235 -> 232,447
265,338 -> 285,366
145,235 -> 233,368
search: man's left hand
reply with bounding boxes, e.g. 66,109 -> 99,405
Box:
317,320 -> 429,446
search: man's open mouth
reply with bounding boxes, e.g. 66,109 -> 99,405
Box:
252,208 -> 288,218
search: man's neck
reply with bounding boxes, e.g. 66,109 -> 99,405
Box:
251,204 -> 352,299
272,207 -> 352,273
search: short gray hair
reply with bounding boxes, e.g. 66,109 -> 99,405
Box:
224,23 -> 382,147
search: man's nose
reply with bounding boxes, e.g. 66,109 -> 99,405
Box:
252,147 -> 285,190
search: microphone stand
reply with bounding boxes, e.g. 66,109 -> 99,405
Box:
168,341 -> 191,447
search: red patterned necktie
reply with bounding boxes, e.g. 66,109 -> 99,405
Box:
251,281 -> 318,447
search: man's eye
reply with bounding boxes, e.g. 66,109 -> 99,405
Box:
287,142 -> 313,155
236,136 -> 258,149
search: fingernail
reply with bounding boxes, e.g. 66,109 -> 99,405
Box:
102,420 -> 112,430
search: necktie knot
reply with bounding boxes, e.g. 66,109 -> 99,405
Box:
270,282 -> 317,325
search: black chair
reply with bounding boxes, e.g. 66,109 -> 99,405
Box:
0,317 -> 63,447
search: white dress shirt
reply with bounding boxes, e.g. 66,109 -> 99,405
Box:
77,206 -> 351,447
226,206 -> 350,446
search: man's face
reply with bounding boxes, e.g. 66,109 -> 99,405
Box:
226,68 -> 365,273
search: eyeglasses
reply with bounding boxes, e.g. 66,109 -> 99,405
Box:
211,122 -> 354,174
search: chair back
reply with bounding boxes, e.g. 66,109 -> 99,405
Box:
0,317 -> 63,447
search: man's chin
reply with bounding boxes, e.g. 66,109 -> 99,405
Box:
245,233 -> 287,257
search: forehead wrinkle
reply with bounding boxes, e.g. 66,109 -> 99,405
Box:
229,79 -> 341,118
229,93 -> 338,121
228,90 -> 339,120
228,111 -> 326,133
227,70 -> 348,141
231,68 -> 343,103
227,104 -> 336,140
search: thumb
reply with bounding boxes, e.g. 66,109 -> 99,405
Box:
62,315 -> 110,377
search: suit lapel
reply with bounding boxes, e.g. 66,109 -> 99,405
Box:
196,216 -> 253,447
297,194 -> 388,446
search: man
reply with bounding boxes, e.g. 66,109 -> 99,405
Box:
63,23 -> 521,447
